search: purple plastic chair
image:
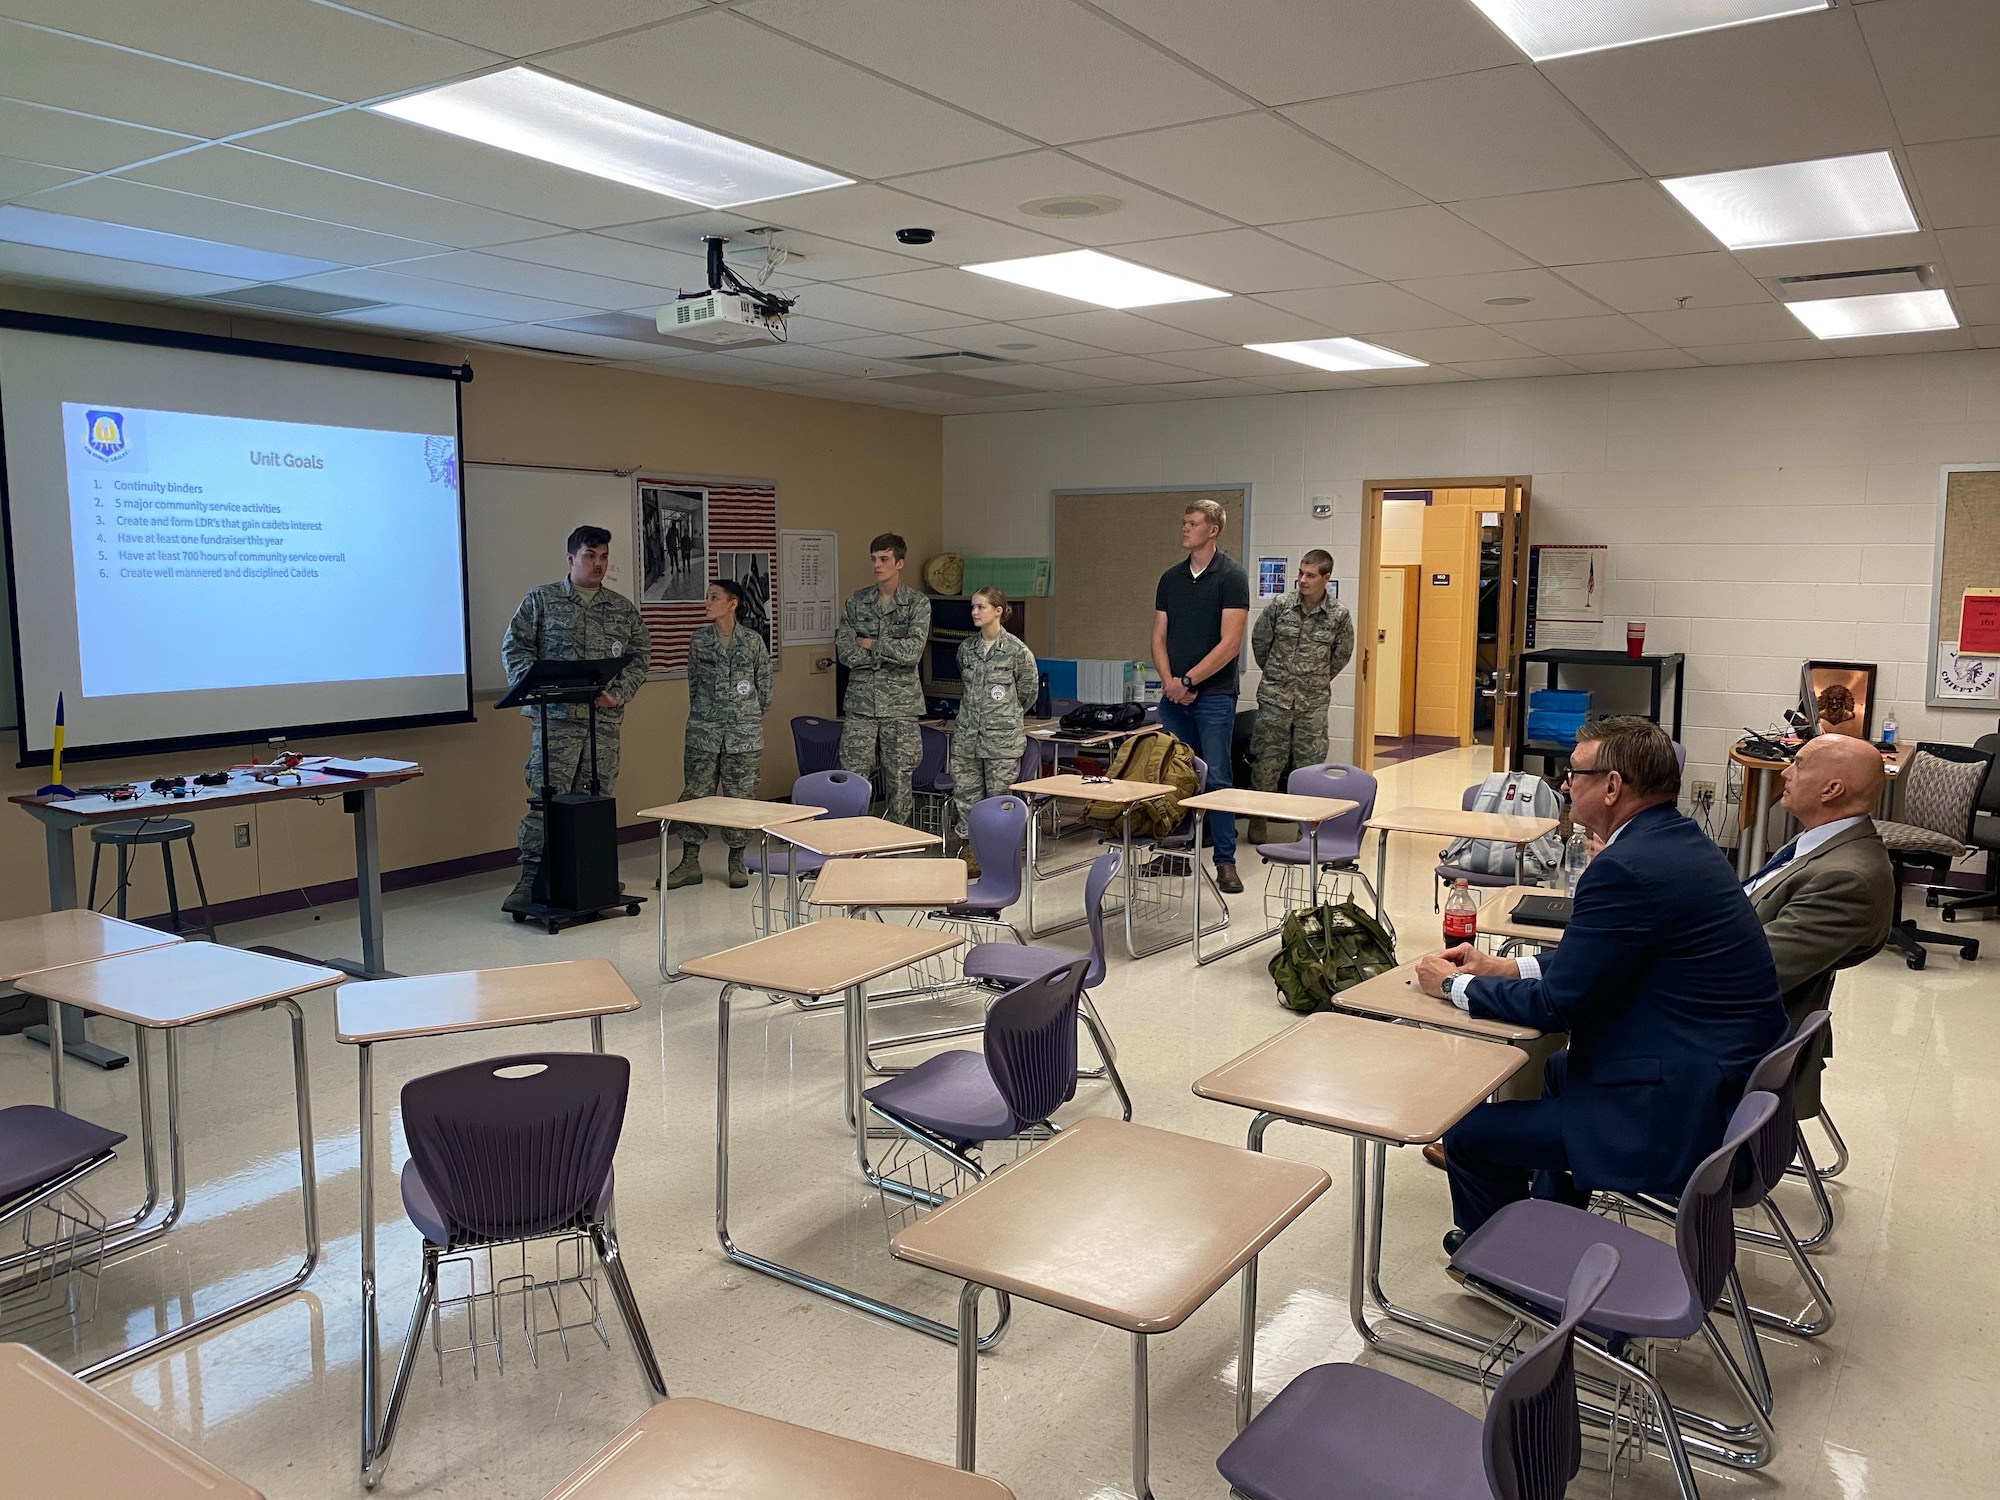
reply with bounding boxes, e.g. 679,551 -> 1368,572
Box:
1257,763 -> 1378,909
912,725 -> 955,838
0,1103 -> 124,1234
744,769 -> 871,879
940,795 -> 1029,934
790,715 -> 842,776
1219,1242 -> 1620,1500
378,1052 -> 665,1477
1450,1091 -> 1781,1499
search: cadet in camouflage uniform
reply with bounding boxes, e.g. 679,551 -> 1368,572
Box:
668,578 -> 772,890
950,586 -> 1037,857
1249,549 -> 1353,831
501,525 -> 652,913
835,532 -> 932,826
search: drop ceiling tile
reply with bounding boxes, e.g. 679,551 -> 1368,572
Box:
0,239 -> 250,297
340,0 -> 705,57
1557,252 -> 1772,312
1268,206 -> 1531,281
1447,356 -> 1584,379
887,153 -> 1230,247
1823,326 -> 1974,357
1393,268 -> 1612,323
1564,349 -> 1703,373
1684,339 -> 1834,365
283,266 -> 594,322
1088,0 -> 1519,107
657,350 -> 834,386
385,249 -> 677,309
486,232 -> 707,290
124,146 -> 560,251
1246,367 -> 1365,391
1284,65 -> 1636,203
1047,354 -> 1223,384
1151,343 -> 1313,378
1855,0 -> 2000,145
1539,9 -> 1898,176
1501,314 -> 1672,355
892,323 -> 1108,363
722,184 -> 1068,265
1131,296 -> 1337,343
1255,282 -> 1466,334
1104,229 -> 1369,294
975,364 -> 1122,392
22,177 -> 442,266
1907,136 -> 2000,230
1938,226 -> 2000,286
0,157 -> 81,203
844,266 -> 1091,322
0,0 -> 501,102
717,233 -> 927,284
778,282 -> 982,334
818,333 -> 963,360
545,9 -> 1029,180
1451,181 -> 1713,265
1072,115 -> 1423,226
474,323 -> 666,360
0,22 -> 323,137
1630,302 -> 1808,345
330,303 -> 503,334
1383,324 -> 1540,363
0,100 -> 197,174
1953,284 -> 2000,325
766,313 -> 878,346
721,343 -> 888,379
1009,309 -> 1219,354
741,0 -> 1243,144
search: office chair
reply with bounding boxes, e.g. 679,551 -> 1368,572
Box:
1875,741 -> 1991,969
1939,730 -> 2000,922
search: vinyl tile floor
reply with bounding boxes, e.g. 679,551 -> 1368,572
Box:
3,744 -> 1990,1499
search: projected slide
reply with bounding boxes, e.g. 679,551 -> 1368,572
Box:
61,402 -> 465,698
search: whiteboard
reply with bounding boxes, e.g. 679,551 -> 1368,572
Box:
464,463 -> 632,695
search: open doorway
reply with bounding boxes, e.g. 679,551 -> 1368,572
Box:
1354,479 -> 1531,774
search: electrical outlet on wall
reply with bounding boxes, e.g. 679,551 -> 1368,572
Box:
1690,781 -> 1715,805
233,823 -> 251,848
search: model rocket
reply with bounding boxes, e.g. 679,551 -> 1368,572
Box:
37,693 -> 74,798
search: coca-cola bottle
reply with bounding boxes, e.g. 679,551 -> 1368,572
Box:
1443,877 -> 1478,950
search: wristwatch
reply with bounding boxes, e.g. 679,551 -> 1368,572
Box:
1444,974 -> 1471,1010
1179,674 -> 1195,693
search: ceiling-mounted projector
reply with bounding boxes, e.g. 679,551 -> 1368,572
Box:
655,292 -> 782,347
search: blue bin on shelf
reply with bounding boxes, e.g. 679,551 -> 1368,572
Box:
1525,688 -> 1590,747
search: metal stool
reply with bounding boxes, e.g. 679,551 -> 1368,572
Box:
86,818 -> 218,941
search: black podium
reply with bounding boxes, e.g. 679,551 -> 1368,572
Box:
496,655 -> 646,934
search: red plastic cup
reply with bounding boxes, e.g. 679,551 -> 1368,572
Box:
1625,621 -> 1646,659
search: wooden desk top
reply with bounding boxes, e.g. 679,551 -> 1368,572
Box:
771,816 -> 942,857
679,917 -> 961,997
635,797 -> 827,829
1010,773 -> 1174,805
3,1342 -> 264,1499
18,942 -> 340,1027
1330,961 -> 1543,1043
810,858 -> 967,909
10,767 -> 422,823
891,1118 -> 1329,1334
1730,743 -> 1900,776
1194,1011 -> 1524,1145
1476,885 -> 1564,945
543,1398 -> 1012,1500
336,959 -> 640,1045
1182,788 -> 1358,822
1368,805 -> 1560,843
0,910 -> 181,985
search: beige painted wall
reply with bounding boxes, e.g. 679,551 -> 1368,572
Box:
0,287 -> 942,921
1379,498 -> 1424,567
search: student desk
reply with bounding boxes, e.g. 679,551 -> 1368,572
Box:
679,918 -> 978,1348
1364,806 -> 1559,946
635,796 -> 826,982
1182,788 -> 1357,965
1010,774 -> 1179,957
1474,883 -> 1568,955
3,1340 -> 264,1499
890,1117 -> 1328,1498
335,959 -> 643,1486
809,857 -> 973,1054
773,816 -> 943,926
0,910 -> 181,1077
543,1396 -> 1013,1500
1329,959 -> 1542,1044
18,942 -> 340,1381
1193,1013 -> 1523,1384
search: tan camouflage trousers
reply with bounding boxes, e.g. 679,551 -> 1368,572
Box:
840,714 -> 921,825
678,746 -> 760,848
1249,704 -> 1329,793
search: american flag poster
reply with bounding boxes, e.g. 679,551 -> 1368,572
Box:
633,474 -> 780,679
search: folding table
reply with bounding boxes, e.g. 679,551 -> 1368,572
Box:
890,1117 -> 1328,1498
634,795 -> 826,981
1181,787 -> 1356,964
335,959 -> 645,1486
16,942 -> 339,1380
1363,806 -> 1560,946
1193,1012 -> 1523,1384
1010,774 -> 1181,957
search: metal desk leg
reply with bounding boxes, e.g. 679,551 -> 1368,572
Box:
1237,1255 -> 1259,1430
956,1279 -> 982,1470
358,1042 -> 382,1485
1133,1331 -> 1154,1500
657,824 -> 680,983
23,821 -> 128,1071
347,788 -> 388,979
760,829 -> 774,937
1196,818 -> 1309,965
1373,827 -> 1389,929
47,999 -> 66,1111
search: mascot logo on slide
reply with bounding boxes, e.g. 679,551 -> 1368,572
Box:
83,409 -> 129,463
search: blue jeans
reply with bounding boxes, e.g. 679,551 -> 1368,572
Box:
1157,692 -> 1237,864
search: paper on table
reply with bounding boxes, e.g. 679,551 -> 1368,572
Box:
320,757 -> 420,776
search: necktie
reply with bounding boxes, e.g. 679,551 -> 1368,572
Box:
1746,840 -> 1799,889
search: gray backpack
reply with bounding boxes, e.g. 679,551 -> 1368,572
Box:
1441,771 -> 1563,880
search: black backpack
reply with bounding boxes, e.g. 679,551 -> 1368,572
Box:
1059,701 -> 1146,733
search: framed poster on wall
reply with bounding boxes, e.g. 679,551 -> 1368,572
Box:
633,473 -> 780,678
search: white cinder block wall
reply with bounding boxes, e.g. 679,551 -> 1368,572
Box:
942,349 -> 2000,817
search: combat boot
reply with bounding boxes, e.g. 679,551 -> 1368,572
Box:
666,847 -> 704,889
728,849 -> 750,888
502,860 -> 539,914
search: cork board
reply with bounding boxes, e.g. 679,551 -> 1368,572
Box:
1929,466 -> 2000,707
1048,488 -> 1247,661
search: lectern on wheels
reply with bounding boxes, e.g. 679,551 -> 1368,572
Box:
497,655 -> 647,935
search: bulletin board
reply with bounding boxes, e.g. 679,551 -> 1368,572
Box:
1047,486 -> 1248,661
1928,465 -> 2000,707
633,472 -> 780,679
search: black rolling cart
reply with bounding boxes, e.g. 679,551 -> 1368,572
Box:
1511,648 -> 1685,773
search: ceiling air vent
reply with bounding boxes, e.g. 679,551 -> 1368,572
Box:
201,285 -> 387,315
1773,266 -> 1931,302
898,350 -> 1013,373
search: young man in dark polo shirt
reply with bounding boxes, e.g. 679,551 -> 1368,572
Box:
1150,498 -> 1252,891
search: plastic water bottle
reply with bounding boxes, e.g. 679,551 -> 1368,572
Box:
1880,707 -> 1897,749
1564,828 -> 1590,891
1443,878 -> 1478,950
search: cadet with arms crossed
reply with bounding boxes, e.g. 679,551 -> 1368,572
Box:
836,532 -> 932,826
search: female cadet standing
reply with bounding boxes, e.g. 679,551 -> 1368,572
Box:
950,586 -> 1037,873
668,577 -> 771,889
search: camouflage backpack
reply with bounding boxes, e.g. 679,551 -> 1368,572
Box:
1082,728 -> 1199,839
1268,900 -> 1399,1013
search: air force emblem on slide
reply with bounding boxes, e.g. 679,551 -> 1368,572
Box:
83,409 -> 128,463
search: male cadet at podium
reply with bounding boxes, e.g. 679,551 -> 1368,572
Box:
501,525 -> 652,913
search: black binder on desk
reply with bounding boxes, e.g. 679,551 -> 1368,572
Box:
1511,894 -> 1574,931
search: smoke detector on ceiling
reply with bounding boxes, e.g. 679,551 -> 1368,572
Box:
1019,194 -> 1123,219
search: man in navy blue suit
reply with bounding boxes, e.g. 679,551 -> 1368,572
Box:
1417,717 -> 1786,1242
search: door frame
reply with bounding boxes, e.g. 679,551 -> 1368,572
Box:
1353,477 -> 1533,773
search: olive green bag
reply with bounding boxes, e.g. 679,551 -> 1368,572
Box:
1268,900 -> 1399,1013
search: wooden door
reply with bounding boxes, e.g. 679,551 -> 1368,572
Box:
1375,565 -> 1419,739
1489,479 -> 1532,771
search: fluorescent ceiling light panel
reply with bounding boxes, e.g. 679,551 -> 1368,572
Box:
1785,288 -> 1957,340
1661,151 -> 1917,250
371,67 -> 850,210
961,250 -> 1227,309
0,205 -> 339,282
1466,0 -> 1827,61
1245,337 -> 1426,372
